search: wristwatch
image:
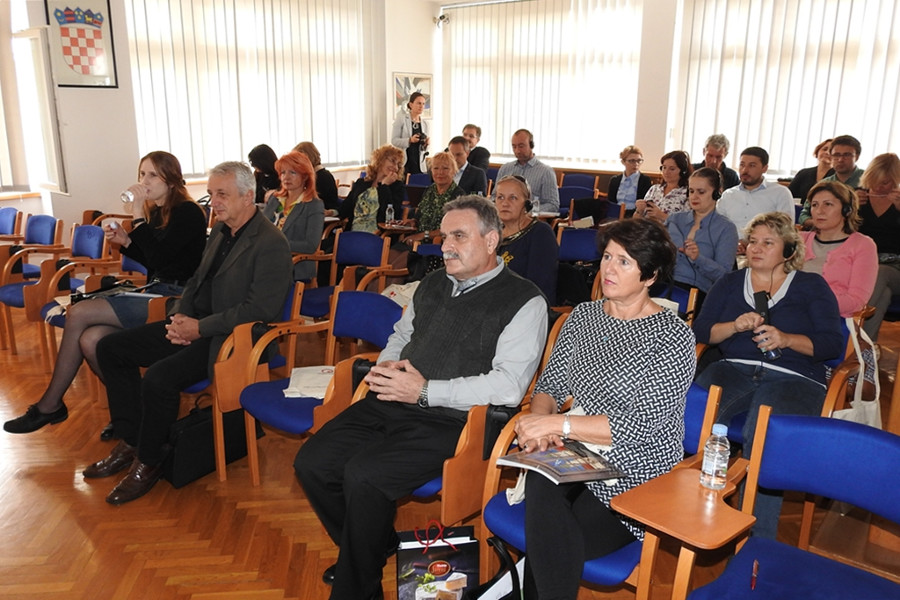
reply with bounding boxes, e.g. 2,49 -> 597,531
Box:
417,382 -> 429,408
561,413 -> 571,440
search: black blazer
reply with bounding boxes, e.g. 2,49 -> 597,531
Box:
457,164 -> 488,195
468,147 -> 491,172
607,173 -> 653,203
337,178 -> 405,227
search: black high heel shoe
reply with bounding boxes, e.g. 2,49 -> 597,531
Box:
3,403 -> 68,434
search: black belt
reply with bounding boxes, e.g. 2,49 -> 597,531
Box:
151,277 -> 187,287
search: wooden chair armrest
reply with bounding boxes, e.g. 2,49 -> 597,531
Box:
610,468 -> 756,551
356,267 -> 409,292
441,404 -> 489,525
311,351 -> 380,433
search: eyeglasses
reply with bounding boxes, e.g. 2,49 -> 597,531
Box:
830,152 -> 856,159
625,159 -> 644,164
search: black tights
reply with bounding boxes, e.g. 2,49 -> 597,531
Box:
36,298 -> 122,413
523,472 -> 637,600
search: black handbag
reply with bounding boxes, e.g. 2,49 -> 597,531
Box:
163,395 -> 264,488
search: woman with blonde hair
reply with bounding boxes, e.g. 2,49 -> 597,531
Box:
607,144 -> 653,217
857,153 -> 900,339
695,211 -> 843,540
263,151 -> 324,282
338,145 -> 406,233
414,152 -> 464,235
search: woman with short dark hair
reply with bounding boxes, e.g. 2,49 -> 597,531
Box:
515,218 -> 695,599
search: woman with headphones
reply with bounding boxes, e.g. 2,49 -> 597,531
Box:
799,181 -> 878,318
635,150 -> 692,223
666,167 -> 738,305
390,91 -> 430,175
495,175 -> 559,304
694,211 -> 843,541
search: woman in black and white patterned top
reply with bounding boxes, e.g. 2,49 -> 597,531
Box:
515,218 -> 696,600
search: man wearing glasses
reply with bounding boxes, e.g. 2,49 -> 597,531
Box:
798,135 -> 864,228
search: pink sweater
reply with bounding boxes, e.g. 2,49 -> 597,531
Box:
800,231 -> 878,317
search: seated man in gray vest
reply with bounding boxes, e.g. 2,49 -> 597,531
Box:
295,195 -> 548,600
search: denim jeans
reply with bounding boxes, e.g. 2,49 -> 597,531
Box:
696,360 -> 826,539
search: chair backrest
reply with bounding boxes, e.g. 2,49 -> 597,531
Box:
561,173 -> 598,189
557,227 -> 600,262
605,202 -> 626,220
333,230 -> 390,268
121,254 -> 148,276
684,383 -> 721,455
23,215 -> 62,245
557,186 -> 596,205
747,407 -> 900,526
70,225 -> 106,259
0,207 -> 21,236
651,283 -> 699,325
407,173 -> 432,187
413,242 -> 443,257
330,290 -> 403,348
824,317 -> 851,369
486,167 -> 499,184
280,281 -> 305,322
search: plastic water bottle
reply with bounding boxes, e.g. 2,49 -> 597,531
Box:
385,205 -> 395,223
120,190 -> 134,203
699,423 -> 729,490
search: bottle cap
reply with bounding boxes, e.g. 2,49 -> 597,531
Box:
711,423 -> 728,436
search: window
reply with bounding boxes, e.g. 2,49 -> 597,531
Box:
442,0 -> 644,167
673,0 -> 900,172
124,0 -> 370,176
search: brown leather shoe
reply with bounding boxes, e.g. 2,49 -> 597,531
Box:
83,440 -> 136,479
106,460 -> 163,505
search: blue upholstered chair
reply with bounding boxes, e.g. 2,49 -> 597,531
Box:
477,384 -> 722,596
658,405 -> 900,600
556,226 -> 600,263
0,207 -> 23,240
560,173 -> 598,190
224,288 -> 402,484
406,172 -> 432,187
557,185 -> 596,219
0,221 -> 93,354
297,230 -> 390,319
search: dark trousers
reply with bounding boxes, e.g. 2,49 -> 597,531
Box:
96,320 -> 212,466
523,472 -> 637,600
295,396 -> 466,600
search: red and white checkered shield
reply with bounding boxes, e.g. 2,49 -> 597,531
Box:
53,7 -> 108,77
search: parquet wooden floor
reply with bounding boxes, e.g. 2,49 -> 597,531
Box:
1,313 -> 898,599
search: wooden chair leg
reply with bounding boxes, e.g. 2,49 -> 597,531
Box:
245,412 -> 261,486
671,545 -> 698,600
635,531 -> 660,600
213,403 -> 228,482
2,305 -> 16,354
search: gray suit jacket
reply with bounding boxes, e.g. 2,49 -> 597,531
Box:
263,195 -> 325,281
172,211 -> 292,375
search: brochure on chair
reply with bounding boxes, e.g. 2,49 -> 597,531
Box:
496,440 -> 626,484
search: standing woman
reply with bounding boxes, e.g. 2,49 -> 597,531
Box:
391,92 -> 430,175
607,145 -> 653,217
263,151 -> 325,282
338,145 -> 406,233
800,181 -> 877,318
858,153 -> 900,339
4,151 -> 208,434
293,141 -> 339,213
515,218 -> 695,599
788,139 -> 834,201
495,175 -> 559,304
636,150 -> 691,223
414,152 -> 464,236
248,144 -> 280,206
666,167 -> 738,302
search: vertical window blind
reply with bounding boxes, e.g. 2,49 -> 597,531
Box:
674,0 -> 900,173
124,0 -> 369,176
442,0 -> 644,167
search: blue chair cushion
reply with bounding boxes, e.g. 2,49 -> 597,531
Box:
411,476 -> 442,498
240,378 -> 323,435
300,286 -> 334,319
0,282 -> 33,308
41,301 -> 66,328
23,264 -> 40,279
581,541 -> 642,585
484,492 -> 527,552
688,536 -> 900,600
728,411 -> 748,445
183,378 -> 211,395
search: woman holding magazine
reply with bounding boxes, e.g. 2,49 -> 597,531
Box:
514,218 -> 695,600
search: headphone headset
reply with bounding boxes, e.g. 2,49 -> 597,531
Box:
528,138 -> 535,149
712,188 -> 722,201
841,202 -> 852,217
524,197 -> 533,212
783,242 -> 796,260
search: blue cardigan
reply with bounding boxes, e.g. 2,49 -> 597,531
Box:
666,210 -> 738,292
694,269 -> 843,385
